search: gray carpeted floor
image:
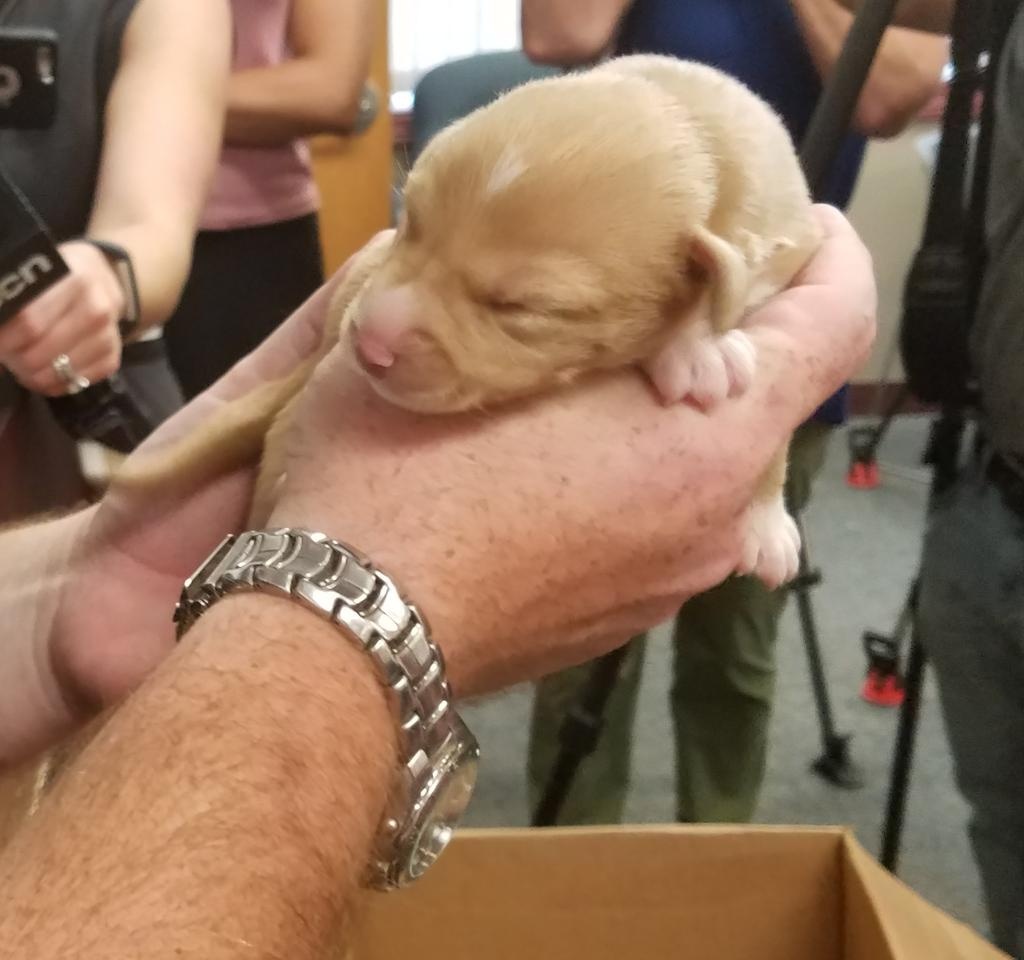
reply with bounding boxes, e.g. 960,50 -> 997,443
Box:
458,413 -> 990,939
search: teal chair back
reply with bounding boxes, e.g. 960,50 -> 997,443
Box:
411,50 -> 559,161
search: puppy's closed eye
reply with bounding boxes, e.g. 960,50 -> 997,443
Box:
480,300 -> 551,344
480,294 -> 588,335
482,293 -> 527,313
478,284 -> 597,322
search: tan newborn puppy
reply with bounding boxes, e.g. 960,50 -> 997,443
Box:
123,55 -> 822,587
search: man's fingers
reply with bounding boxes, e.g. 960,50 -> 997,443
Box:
798,205 -> 877,315
738,296 -> 873,444
735,207 -> 876,435
134,232 -> 392,455
201,232 -> 392,405
203,282 -> 332,403
148,277 -> 339,447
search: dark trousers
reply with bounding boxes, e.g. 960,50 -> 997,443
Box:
165,212 -> 324,400
919,457 -> 1024,959
0,390 -> 89,524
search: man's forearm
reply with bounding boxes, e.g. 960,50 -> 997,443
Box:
225,0 -> 374,147
836,0 -> 953,33
520,0 -> 631,65
225,63 -> 365,146
0,593 -> 396,960
0,510 -> 92,768
788,0 -> 947,137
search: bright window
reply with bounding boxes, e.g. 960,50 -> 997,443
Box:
389,0 -> 521,111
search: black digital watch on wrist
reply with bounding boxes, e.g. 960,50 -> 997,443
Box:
84,237 -> 141,339
45,237 -> 154,453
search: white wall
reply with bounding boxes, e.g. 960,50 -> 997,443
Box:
845,121 -> 939,383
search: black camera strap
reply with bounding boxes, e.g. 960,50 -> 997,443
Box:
923,0 -> 989,246
898,0 -> 1002,405
965,0 -> 1021,293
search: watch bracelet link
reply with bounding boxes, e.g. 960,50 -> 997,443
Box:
173,528 -> 475,887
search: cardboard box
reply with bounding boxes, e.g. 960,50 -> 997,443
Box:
353,826 -> 1007,960
0,768 -> 1006,960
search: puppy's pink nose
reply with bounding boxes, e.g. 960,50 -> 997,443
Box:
355,330 -> 397,373
355,284 -> 419,376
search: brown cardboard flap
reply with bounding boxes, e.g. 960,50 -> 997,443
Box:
354,826 -> 1006,960
842,833 -> 1008,960
354,826 -> 846,960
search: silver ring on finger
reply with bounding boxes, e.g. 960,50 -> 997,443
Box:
51,353 -> 91,395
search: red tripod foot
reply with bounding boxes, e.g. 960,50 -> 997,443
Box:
847,460 -> 881,489
861,668 -> 905,707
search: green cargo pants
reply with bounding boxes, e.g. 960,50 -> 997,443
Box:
527,420 -> 833,824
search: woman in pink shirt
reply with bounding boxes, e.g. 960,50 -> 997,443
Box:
165,0 -> 374,399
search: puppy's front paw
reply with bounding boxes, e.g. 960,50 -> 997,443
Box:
643,329 -> 756,408
737,495 -> 801,589
717,329 -> 757,399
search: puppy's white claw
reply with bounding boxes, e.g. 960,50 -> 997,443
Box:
642,347 -> 693,405
781,512 -> 802,582
718,329 -> 757,398
738,497 -> 801,590
686,339 -> 730,409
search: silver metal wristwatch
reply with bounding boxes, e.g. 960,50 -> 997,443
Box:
174,528 -> 480,889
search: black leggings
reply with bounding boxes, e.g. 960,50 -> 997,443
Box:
165,212 -> 324,400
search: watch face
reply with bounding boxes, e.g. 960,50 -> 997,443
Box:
406,743 -> 479,882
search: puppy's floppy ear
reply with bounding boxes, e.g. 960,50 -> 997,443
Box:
687,226 -> 750,332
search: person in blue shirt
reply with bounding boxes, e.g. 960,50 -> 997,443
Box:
522,0 -> 947,824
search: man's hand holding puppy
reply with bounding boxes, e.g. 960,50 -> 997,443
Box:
2,206 -> 874,764
267,204 -> 875,695
0,206 -> 874,960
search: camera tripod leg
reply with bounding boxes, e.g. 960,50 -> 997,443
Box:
791,515 -> 864,789
532,643 -> 634,827
880,582 -> 927,872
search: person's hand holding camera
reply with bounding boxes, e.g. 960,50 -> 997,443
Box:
0,240 -> 123,396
